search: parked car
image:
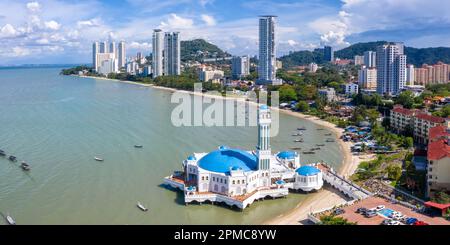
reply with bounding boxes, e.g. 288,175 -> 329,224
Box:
405,218 -> 418,225
334,209 -> 345,215
375,205 -> 385,211
413,221 -> 429,226
365,211 -> 377,218
356,207 -> 368,214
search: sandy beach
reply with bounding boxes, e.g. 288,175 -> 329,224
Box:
75,75 -> 373,225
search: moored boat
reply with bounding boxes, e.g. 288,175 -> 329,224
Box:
6,215 -> 16,225
134,145 -> 143,148
94,157 -> 104,162
326,138 -> 335,142
21,162 -> 31,171
137,202 -> 148,212
316,144 -> 325,147
297,127 -> 306,131
0,150 -> 5,156
302,151 -> 316,154
8,155 -> 17,162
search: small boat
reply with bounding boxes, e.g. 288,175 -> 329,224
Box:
94,157 -> 104,162
290,147 -> 302,150
303,151 -> 316,155
317,128 -> 325,131
325,133 -> 332,136
8,156 -> 17,162
316,144 -> 325,147
326,139 -> 335,142
134,145 -> 143,148
6,215 -> 16,225
137,202 -> 148,212
0,150 -> 5,156
292,133 -> 302,136
294,139 -> 304,143
21,162 -> 31,171
297,127 -> 306,131
310,148 -> 321,151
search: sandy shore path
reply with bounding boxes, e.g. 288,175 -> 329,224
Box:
74,75 -> 372,225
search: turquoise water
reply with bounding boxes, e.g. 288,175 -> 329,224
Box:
0,67 -> 343,224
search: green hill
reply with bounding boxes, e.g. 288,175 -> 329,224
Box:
181,39 -> 231,62
335,41 -> 450,66
279,41 -> 450,68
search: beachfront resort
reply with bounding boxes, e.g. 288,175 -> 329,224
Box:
163,105 -> 324,209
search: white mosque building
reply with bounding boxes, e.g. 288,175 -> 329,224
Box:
164,105 -> 323,209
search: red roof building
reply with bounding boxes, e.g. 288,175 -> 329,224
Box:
427,140 -> 450,161
415,113 -> 446,124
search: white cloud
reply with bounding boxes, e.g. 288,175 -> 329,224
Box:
12,47 -> 31,57
0,24 -> 19,38
44,20 -> 61,30
160,14 -> 194,29
77,18 -> 102,28
26,1 -> 40,12
199,0 -> 214,7
201,14 -> 216,26
129,41 -> 152,50
36,38 -> 49,44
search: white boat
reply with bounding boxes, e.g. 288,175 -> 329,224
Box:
137,202 -> 148,212
6,215 -> 16,225
94,157 -> 104,162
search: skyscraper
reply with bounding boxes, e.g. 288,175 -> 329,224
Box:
231,55 -> 250,79
324,46 -> 334,62
164,32 -> 181,76
152,29 -> 164,78
118,41 -> 126,69
99,41 -> 108,53
376,43 -> 407,95
258,16 -> 277,85
406,64 -> 415,85
109,41 -> 117,59
92,42 -> 99,70
364,51 -> 377,68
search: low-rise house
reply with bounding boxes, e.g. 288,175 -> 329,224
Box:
427,124 -> 450,198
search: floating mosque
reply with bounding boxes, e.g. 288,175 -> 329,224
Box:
163,105 -> 324,210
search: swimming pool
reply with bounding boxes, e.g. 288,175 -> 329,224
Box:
378,209 -> 395,218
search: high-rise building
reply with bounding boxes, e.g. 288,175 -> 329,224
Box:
364,51 -> 377,68
92,42 -> 99,70
96,53 -> 117,75
414,62 -> 450,85
406,64 -> 415,85
308,62 -> 318,73
118,41 -> 126,69
109,42 -> 117,59
354,55 -> 364,66
99,41 -> 108,53
324,46 -> 334,62
231,55 -> 250,79
152,29 -> 164,78
164,32 -> 181,76
258,16 -> 278,85
376,43 -> 407,95
358,66 -> 377,90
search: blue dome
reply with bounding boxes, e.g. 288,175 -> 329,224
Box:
187,155 -> 196,161
275,180 -> 286,185
296,166 -> 320,176
198,148 -> 257,174
260,104 -> 269,110
277,151 -> 297,159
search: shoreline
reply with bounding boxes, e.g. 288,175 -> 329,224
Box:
73,74 -> 373,225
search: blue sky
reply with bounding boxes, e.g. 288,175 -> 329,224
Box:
1,0 -> 450,65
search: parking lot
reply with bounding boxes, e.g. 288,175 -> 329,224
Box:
325,197 -> 450,225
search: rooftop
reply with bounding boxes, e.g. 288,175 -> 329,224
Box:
296,165 -> 321,176
429,126 -> 450,142
415,113 -> 446,124
427,139 -> 450,161
392,106 -> 415,116
197,148 -> 257,174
